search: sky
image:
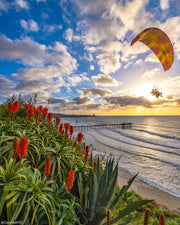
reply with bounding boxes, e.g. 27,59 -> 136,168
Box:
0,0 -> 180,116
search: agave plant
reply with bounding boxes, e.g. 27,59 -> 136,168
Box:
77,154 -> 151,225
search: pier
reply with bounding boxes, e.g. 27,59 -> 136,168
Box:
73,122 -> 132,131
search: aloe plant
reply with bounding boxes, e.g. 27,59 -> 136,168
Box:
77,154 -> 151,225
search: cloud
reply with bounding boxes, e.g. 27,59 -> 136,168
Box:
89,65 -> 94,70
0,74 -> 17,100
14,0 -> 29,9
20,19 -> 39,32
48,97 -> 67,105
0,0 -> 10,12
78,88 -> 112,97
96,52 -> 121,74
42,24 -> 62,33
72,96 -> 93,105
36,0 -> 46,2
0,35 -> 77,72
160,0 -> 169,10
92,74 -> 120,86
64,28 -> 74,42
104,96 -> 152,108
141,68 -> 161,79
67,75 -> 82,86
145,53 -> 159,63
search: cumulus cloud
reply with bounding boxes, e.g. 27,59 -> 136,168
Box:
145,53 -> 160,63
104,96 -> 152,108
72,96 -> 93,105
67,75 -> 82,86
48,97 -> 68,105
42,24 -> 62,33
0,74 -> 17,100
0,35 -> 77,72
0,0 -> 10,12
92,74 -> 120,86
141,68 -> 161,79
78,88 -> 112,97
89,65 -> 94,70
14,0 -> 29,9
64,28 -> 74,42
20,19 -> 39,32
160,0 -> 169,10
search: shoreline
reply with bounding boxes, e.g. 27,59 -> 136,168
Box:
117,168 -> 180,214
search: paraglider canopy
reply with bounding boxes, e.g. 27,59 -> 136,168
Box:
131,27 -> 174,71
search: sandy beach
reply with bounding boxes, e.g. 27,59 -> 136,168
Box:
117,169 -> 180,214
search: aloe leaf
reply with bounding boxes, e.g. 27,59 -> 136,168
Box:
6,191 -> 22,208
5,191 -> 18,200
11,192 -> 28,222
109,174 -> 137,211
77,173 -> 83,206
88,170 -> 98,219
91,207 -> 107,225
111,200 -> 152,224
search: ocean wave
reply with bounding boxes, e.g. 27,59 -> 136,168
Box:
110,128 -> 180,149
96,129 -> 180,157
85,131 -> 180,168
132,128 -> 180,140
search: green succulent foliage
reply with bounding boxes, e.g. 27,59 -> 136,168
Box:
77,154 -> 151,225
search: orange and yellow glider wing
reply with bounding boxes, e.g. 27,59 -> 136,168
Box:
131,27 -> 174,71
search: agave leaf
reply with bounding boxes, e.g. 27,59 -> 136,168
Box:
95,161 -> 109,211
91,207 -> 107,225
109,174 -> 137,211
88,170 -> 98,219
111,200 -> 152,224
96,157 -> 101,184
102,163 -> 118,208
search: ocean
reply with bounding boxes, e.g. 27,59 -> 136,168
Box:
61,116 -> 180,198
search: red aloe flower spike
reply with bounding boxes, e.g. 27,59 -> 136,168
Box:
66,132 -> 69,140
26,106 -> 34,120
59,123 -> 63,132
44,156 -> 51,176
39,105 -> 43,112
84,145 -> 89,163
13,101 -> 19,113
77,132 -> 84,143
144,208 -> 149,225
19,137 -> 28,158
55,116 -> 60,125
25,103 -> 29,108
159,214 -> 165,225
12,137 -> 19,158
69,126 -> 74,135
47,113 -> 52,122
64,122 -> 70,130
65,170 -> 74,190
